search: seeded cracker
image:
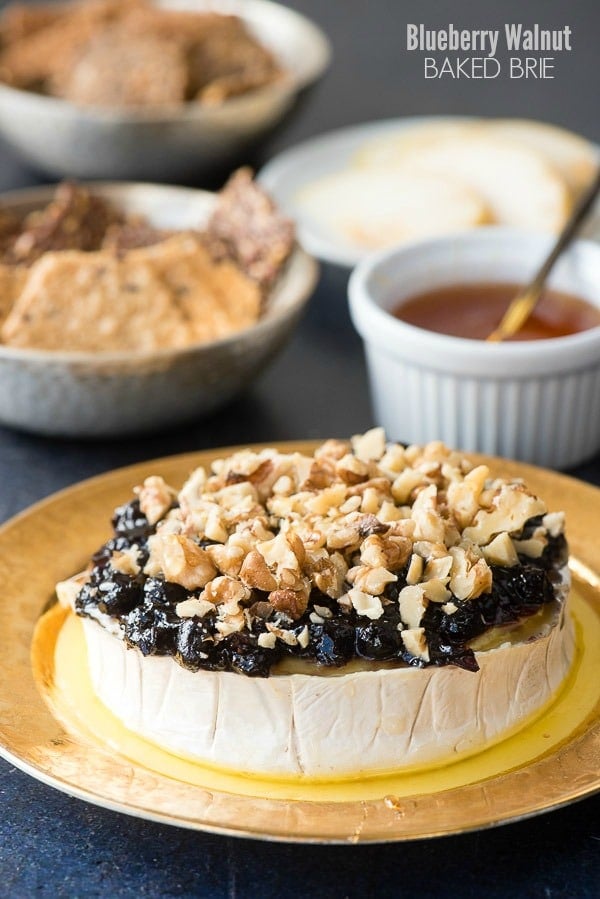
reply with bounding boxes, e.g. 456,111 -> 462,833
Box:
111,7 -> 281,101
0,2 -> 65,45
0,1 -> 136,91
0,264 -> 27,327
205,168 -> 295,290
1,235 -> 261,352
1,182 -> 125,266
101,221 -> 175,253
185,17 -> 282,102
0,208 -> 21,253
53,27 -> 188,108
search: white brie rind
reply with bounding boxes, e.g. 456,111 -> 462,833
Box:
79,568 -> 574,780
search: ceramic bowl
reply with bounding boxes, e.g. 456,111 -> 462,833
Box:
0,182 -> 318,437
0,0 -> 331,181
348,228 -> 600,469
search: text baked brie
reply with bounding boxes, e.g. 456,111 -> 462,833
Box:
57,431 -> 574,779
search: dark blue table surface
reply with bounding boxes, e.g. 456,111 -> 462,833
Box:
1,1 -> 599,896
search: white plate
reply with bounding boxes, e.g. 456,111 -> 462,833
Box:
259,117 -> 600,269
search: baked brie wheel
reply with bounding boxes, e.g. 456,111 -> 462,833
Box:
57,430 -> 573,779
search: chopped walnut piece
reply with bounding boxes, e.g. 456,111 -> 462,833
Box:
446,465 -> 490,529
56,574 -> 87,609
147,534 -> 216,590
268,587 -> 309,620
482,532 -> 519,567
313,551 -> 348,599
216,611 -> 246,637
422,579 -> 451,603
226,456 -> 273,485
462,484 -> 546,545
204,508 -> 229,544
413,540 -> 453,561
411,484 -> 447,543
285,530 -> 307,568
423,556 -> 453,581
449,546 -> 492,601
379,444 -> 407,474
203,575 -> 251,606
406,553 -> 424,585
360,534 -> 411,571
360,534 -> 389,568
398,585 -> 429,629
351,427 -> 386,462
377,500 -> 404,523
300,459 -> 336,491
136,475 -> 175,525
336,454 -> 369,485
326,523 -> 362,551
297,625 -> 310,649
512,532 -> 547,559
348,588 -> 384,620
357,513 -> 388,537
207,533 -> 252,577
313,604 -> 333,619
348,565 -> 397,596
391,468 -> 426,504
306,484 -> 347,516
543,511 -> 565,538
110,546 -> 140,576
401,627 -> 430,662
176,597 -> 215,619
266,623 -> 298,646
257,631 -> 277,649
347,477 -> 392,499
315,438 -> 351,462
442,601 -> 458,615
339,495 -> 362,515
239,550 -> 278,592
272,475 -> 293,496
257,531 -> 303,589
386,519 -> 416,539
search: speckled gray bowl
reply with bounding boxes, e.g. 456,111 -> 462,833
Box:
0,182 -> 318,437
0,0 -> 330,181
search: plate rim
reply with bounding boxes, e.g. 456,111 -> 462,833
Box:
1,441 -> 599,844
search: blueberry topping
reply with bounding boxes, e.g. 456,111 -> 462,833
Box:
74,511 -> 566,677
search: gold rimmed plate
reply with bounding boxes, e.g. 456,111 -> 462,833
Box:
0,443 -> 599,843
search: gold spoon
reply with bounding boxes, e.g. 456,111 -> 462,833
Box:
487,167 -> 600,342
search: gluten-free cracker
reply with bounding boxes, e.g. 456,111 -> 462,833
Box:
1,235 -> 261,352
0,264 -> 27,327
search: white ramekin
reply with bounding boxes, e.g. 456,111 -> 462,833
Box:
348,228 -> 600,469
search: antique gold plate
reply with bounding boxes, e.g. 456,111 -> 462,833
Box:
0,442 -> 599,843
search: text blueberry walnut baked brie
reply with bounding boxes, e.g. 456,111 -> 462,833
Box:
55,431 -> 574,777
57,430 -> 569,677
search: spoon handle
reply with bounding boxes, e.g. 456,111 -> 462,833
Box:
487,166 -> 600,342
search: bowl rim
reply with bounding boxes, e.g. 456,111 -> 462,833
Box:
348,227 -> 600,374
0,180 -> 319,365
0,0 -> 331,123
